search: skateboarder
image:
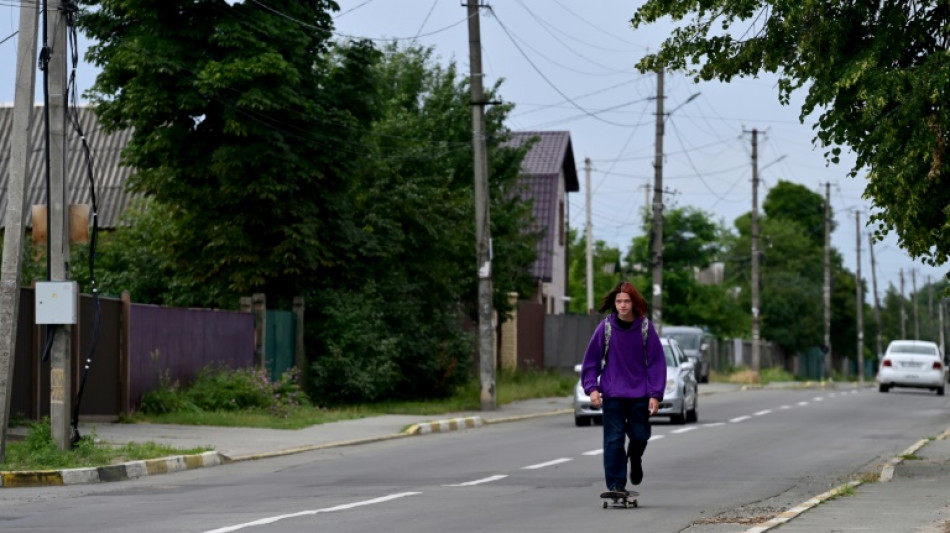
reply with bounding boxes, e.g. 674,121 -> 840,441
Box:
580,281 -> 666,495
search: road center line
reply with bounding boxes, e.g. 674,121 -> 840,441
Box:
703,422 -> 726,428
583,449 -> 604,456
754,410 -> 772,416
730,416 -> 751,423
201,492 -> 421,533
445,475 -> 508,487
671,427 -> 697,434
523,458 -> 572,469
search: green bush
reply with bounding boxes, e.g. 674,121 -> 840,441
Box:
138,365 -> 309,417
309,284 -> 474,405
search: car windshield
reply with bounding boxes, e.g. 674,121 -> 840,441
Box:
890,343 -> 938,356
663,345 -> 677,367
666,333 -> 700,350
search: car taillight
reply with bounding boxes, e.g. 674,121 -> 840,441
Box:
933,361 -> 943,370
882,359 -> 892,367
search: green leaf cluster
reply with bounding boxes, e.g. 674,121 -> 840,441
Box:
632,0 -> 950,274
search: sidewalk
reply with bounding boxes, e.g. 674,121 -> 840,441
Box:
2,382 -> 949,533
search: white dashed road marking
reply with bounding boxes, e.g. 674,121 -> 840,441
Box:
445,475 -> 508,487
523,458 -> 572,470
583,449 -> 604,456
671,427 -> 698,434
754,410 -> 772,416
730,416 -> 751,423
202,492 -> 421,533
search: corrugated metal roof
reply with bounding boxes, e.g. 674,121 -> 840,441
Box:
0,104 -> 136,230
504,131 -> 578,282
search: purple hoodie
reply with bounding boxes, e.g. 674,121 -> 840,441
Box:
581,314 -> 666,400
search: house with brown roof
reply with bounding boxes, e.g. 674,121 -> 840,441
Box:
505,131 -> 579,315
0,105 -> 135,232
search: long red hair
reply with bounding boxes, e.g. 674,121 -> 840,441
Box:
597,281 -> 649,318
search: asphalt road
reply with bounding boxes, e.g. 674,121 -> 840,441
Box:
1,386 -> 947,533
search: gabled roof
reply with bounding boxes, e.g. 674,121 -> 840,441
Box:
505,131 -> 579,282
0,105 -> 136,230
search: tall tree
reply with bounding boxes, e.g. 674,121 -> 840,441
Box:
309,44 -> 539,402
763,180 -> 829,248
78,0 -> 367,308
632,1 -> 950,275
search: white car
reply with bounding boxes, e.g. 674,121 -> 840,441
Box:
573,337 -> 698,426
877,340 -> 947,395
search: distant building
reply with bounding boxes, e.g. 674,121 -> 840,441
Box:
505,131 -> 579,315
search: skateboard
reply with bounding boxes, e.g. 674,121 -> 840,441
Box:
600,490 -> 639,509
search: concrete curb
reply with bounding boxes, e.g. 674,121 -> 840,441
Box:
740,425 -> 950,533
0,451 -> 221,488
0,408 -> 571,488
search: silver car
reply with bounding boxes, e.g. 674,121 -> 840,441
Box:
573,337 -> 699,426
877,340 -> 947,395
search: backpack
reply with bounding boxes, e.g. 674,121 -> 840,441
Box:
602,315 -> 650,370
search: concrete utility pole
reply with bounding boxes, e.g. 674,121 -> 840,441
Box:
823,183 -> 832,378
868,232 -> 883,359
928,276 -> 933,340
585,158 -> 593,314
0,0 -> 40,461
465,1 -> 495,411
912,269 -> 919,340
47,0 -> 74,449
855,211 -> 864,383
650,68 -> 665,329
939,300 -> 946,355
749,129 -> 761,374
900,269 -> 907,338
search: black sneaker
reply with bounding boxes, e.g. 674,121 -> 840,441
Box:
629,457 -> 643,485
608,486 -> 628,495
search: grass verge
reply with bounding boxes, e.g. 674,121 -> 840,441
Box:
1,419 -> 210,471
129,368 -> 577,430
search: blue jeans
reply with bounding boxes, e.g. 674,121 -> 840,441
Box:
602,396 -> 651,490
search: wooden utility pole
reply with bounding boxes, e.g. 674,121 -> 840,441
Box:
823,183 -> 832,378
0,0 -> 40,460
855,211 -> 864,383
585,158 -> 593,314
650,68 -> 665,329
750,129 -> 761,374
47,0 -> 74,450
466,1 -> 495,411
868,232 -> 883,359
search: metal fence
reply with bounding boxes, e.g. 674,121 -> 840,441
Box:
11,288 -> 254,421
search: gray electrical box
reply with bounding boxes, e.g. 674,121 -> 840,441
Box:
35,281 -> 78,325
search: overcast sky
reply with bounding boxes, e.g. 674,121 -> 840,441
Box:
2,1 -> 947,303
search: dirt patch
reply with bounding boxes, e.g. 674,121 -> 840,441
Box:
694,515 -> 774,525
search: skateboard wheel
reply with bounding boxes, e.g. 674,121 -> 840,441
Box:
623,501 -> 629,508
633,500 -> 638,508
602,501 -> 608,509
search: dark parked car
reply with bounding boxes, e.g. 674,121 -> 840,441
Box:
661,325 -> 713,383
